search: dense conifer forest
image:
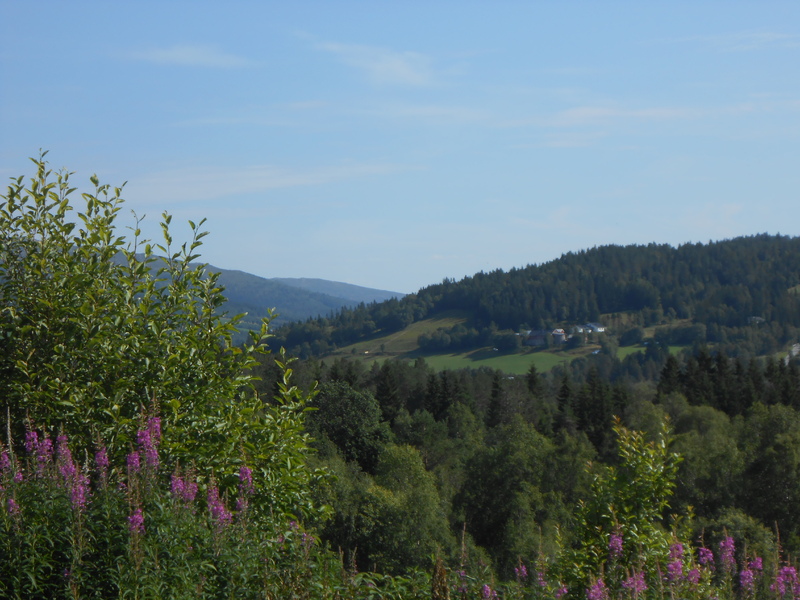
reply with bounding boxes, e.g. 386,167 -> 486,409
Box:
269,234 -> 800,360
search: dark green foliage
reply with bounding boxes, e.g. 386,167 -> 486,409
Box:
272,234 -> 800,360
307,381 -> 390,473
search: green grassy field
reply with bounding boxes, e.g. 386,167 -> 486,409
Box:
327,310 -> 471,357
323,311 -> 696,374
418,349 -> 574,374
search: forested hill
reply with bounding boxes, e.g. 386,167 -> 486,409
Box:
269,234 -> 800,358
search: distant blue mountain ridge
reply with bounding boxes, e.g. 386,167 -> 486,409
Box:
207,265 -> 405,334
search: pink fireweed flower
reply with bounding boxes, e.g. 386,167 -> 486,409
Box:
95,446 -> 109,480
13,471 -> 23,483
0,450 -> 11,473
623,571 -> 648,595
70,471 -> 90,513
57,434 -> 77,482
25,431 -> 38,454
740,568 -> 755,594
609,532 -> 623,559
481,584 -> 497,599
669,542 -> 684,560
720,536 -> 736,572
137,425 -> 158,470
147,416 -> 161,444
514,563 -> 528,581
136,427 -> 151,452
7,497 -> 21,516
587,577 -> 608,600
537,571 -> 547,587
698,546 -> 714,567
239,465 -> 255,496
171,473 -> 198,506
128,507 -> 145,534
771,566 -> 799,597
127,451 -> 140,474
207,485 -> 232,528
750,557 -> 763,571
555,586 -> 568,599
171,473 -> 185,498
684,568 -> 701,586
35,434 -> 53,474
666,559 -> 683,582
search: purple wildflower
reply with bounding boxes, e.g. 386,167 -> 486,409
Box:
555,586 -> 569,599
127,451 -> 140,474
667,559 -> 683,582
13,471 -> 23,483
750,556 -> 763,571
587,577 -> 608,600
0,450 -> 11,473
537,571 -> 547,587
669,542 -> 684,560
740,568 -> 755,594
57,434 -> 77,482
171,473 -> 185,497
7,497 -> 21,516
481,584 -> 498,599
137,425 -> 158,470
170,472 -> 198,505
25,431 -> 38,454
95,446 -> 109,479
622,571 -> 648,595
128,507 -> 145,534
35,434 -> 53,473
147,416 -> 161,444
70,472 -> 90,513
771,566 -> 799,598
685,568 -> 701,586
609,533 -> 623,559
207,485 -> 232,528
514,563 -> 528,581
55,432 -> 90,513
698,546 -> 714,567
239,465 -> 254,496
720,536 -> 736,572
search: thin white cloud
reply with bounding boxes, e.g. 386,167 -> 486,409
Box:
675,31 -> 800,51
316,41 -> 433,85
549,106 -> 703,127
376,103 -> 490,122
129,44 -> 255,68
127,162 -> 411,205
172,101 -> 328,127
540,131 -> 608,148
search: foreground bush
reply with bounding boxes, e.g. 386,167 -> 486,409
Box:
0,154 -> 319,523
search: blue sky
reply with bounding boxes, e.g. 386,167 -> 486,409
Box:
2,2 -> 799,293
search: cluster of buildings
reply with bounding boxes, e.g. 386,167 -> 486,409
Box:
521,323 -> 606,347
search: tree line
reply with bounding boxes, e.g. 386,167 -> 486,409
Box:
270,234 -> 800,359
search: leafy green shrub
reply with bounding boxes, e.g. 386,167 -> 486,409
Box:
0,153 -> 319,522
